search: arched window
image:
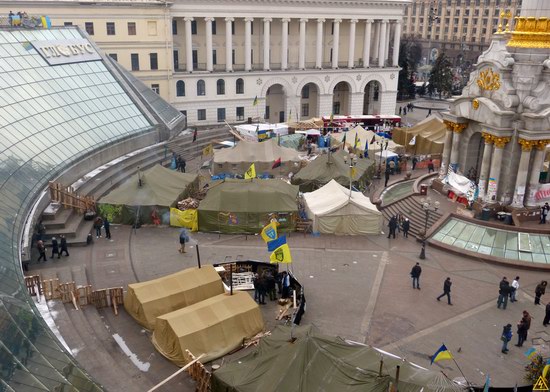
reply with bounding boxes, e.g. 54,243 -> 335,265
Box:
217,79 -> 225,95
176,80 -> 185,97
236,78 -> 244,94
197,79 -> 205,96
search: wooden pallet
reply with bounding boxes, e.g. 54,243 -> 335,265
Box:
24,275 -> 42,298
76,285 -> 93,307
185,350 -> 211,392
42,278 -> 60,300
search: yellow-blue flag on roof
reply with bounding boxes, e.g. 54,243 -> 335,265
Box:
270,243 -> 292,264
244,163 -> 256,179
260,221 -> 278,243
430,344 -> 453,364
41,16 -> 51,29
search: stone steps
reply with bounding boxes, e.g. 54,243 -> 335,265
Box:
381,195 -> 443,238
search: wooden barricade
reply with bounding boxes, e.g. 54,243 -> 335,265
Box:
48,181 -> 96,213
58,282 -> 77,304
24,275 -> 42,298
91,289 -> 108,309
76,285 -> 93,307
90,287 -> 124,315
109,287 -> 124,315
184,350 -> 211,392
42,278 -> 60,301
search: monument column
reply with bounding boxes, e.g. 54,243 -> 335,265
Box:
513,139 -> 536,206
244,17 -> 253,71
225,17 -> 234,72
316,18 -> 325,69
526,141 -> 549,206
477,133 -> 494,200
205,17 -> 214,72
281,18 -> 290,70
348,19 -> 358,68
440,123 -> 453,178
485,137 -> 511,202
363,19 -> 372,68
447,121 -> 467,171
184,17 -> 194,72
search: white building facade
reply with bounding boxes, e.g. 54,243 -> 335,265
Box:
170,0 -> 409,124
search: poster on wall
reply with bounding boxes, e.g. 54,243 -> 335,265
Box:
487,178 -> 497,200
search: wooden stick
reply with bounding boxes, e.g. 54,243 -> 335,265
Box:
70,291 -> 79,310
147,354 -> 205,392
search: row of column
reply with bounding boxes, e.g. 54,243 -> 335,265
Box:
182,17 -> 401,73
440,121 -> 549,206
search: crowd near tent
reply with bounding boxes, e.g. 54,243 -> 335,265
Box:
303,180 -> 383,235
98,165 -> 199,224
124,266 -> 224,330
152,291 -> 264,366
392,114 -> 446,155
291,150 -> 376,192
212,138 -> 301,175
211,325 -> 464,392
331,125 -> 405,154
198,179 -> 299,233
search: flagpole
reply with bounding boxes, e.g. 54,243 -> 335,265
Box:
450,356 -> 473,390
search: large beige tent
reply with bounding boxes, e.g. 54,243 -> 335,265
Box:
331,125 -> 404,154
124,266 -> 224,330
303,180 -> 383,235
212,138 -> 301,175
152,291 -> 264,366
392,114 -> 446,155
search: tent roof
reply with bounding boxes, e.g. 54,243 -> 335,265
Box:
303,180 -> 382,216
99,165 -> 198,207
292,150 -> 375,186
213,138 -> 300,164
212,325 -> 464,392
332,125 -> 404,153
392,115 -> 447,154
199,179 -> 299,213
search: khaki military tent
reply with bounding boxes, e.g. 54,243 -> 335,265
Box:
198,179 -> 299,233
303,180 -> 383,235
212,138 -> 301,175
124,266 -> 224,330
211,325 -> 464,392
331,125 -> 405,154
98,165 -> 199,224
152,291 -> 264,366
392,114 -> 446,155
291,150 -> 376,192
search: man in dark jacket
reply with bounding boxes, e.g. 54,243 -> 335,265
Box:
543,303 -> 550,327
387,216 -> 397,239
497,277 -> 510,310
59,235 -> 69,258
402,218 -> 410,238
437,277 -> 453,305
411,262 -> 422,289
50,237 -> 60,259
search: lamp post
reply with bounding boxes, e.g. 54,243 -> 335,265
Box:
427,1 -> 440,64
419,197 -> 440,259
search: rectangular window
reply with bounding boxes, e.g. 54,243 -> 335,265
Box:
85,22 -> 94,35
265,106 -> 270,120
198,109 -> 206,121
333,102 -> 340,115
251,49 -> 254,64
109,53 -> 118,61
302,85 -> 309,99
64,22 -> 73,26
148,21 -> 157,36
191,20 -> 197,34
172,19 -> 178,35
213,50 -> 217,65
107,22 -> 116,35
173,50 -> 179,70
131,53 -> 139,71
192,50 -> 198,67
150,53 -> 158,70
151,84 -> 160,94
236,107 -> 244,121
251,21 -> 254,35
232,21 -> 235,35
331,22 -> 334,35
212,20 -> 217,34
232,49 -> 236,65
127,22 -> 136,35
301,103 -> 309,117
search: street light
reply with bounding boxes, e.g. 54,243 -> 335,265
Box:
419,197 -> 440,259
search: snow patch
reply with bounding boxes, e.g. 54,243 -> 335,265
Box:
112,333 -> 150,372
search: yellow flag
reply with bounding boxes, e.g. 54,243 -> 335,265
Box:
169,208 -> 198,231
244,163 -> 256,179
350,166 -> 357,179
260,221 -> 278,242
269,243 -> 292,264
202,143 -> 213,156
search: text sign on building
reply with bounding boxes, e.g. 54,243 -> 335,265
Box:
31,39 -> 101,65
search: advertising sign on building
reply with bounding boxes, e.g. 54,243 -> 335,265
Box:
31,39 -> 102,65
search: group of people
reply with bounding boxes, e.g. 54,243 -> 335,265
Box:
93,216 -> 112,239
398,103 -> 415,116
501,310 -> 533,354
387,214 -> 410,239
253,270 -> 291,305
7,11 -> 27,26
36,235 -> 69,262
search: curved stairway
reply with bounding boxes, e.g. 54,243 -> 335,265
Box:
380,195 -> 443,238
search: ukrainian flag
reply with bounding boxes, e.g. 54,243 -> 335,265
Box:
524,347 -> 537,359
41,16 -> 51,29
260,222 -> 278,243
430,344 -> 453,364
270,243 -> 292,264
244,163 -> 256,179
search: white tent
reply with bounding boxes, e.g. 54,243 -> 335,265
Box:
374,150 -> 399,160
303,180 -> 383,235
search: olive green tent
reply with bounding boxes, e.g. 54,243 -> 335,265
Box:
291,150 -> 376,192
211,325 -> 464,392
198,179 -> 299,233
98,165 -> 199,225
392,114 -> 446,155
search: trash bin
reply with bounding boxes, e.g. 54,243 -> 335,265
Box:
505,213 -> 513,225
481,208 -> 491,221
420,184 -> 428,196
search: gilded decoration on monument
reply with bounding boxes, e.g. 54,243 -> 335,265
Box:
476,68 -> 501,91
507,17 -> 550,48
472,98 -> 480,110
444,120 -> 468,133
518,138 -> 538,151
482,133 -> 511,148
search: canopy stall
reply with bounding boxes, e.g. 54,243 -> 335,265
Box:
287,118 -> 324,129
97,165 -> 199,225
211,325 -> 464,392
331,125 -> 405,154
392,114 -> 446,155
198,179 -> 299,233
303,180 -> 383,235
152,291 -> 264,366
124,266 -> 224,330
212,138 -> 301,175
291,150 -> 376,192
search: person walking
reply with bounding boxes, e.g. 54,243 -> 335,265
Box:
103,218 -> 112,239
265,270 -> 277,301
50,237 -> 60,259
510,276 -> 520,302
515,310 -> 531,347
501,323 -> 513,354
180,157 -> 186,173
59,235 -> 69,258
402,218 -> 410,238
94,217 -> 103,238
436,277 -> 453,305
535,280 -> 547,305
412,156 -> 418,170
178,229 -> 189,253
497,277 -> 510,310
427,158 -> 435,173
543,302 -> 550,327
36,239 -> 47,262
540,202 -> 549,224
387,216 -> 397,239
410,262 -> 422,290
384,167 -> 391,187
281,271 -> 291,299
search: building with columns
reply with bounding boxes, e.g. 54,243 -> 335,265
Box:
439,0 -> 550,208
